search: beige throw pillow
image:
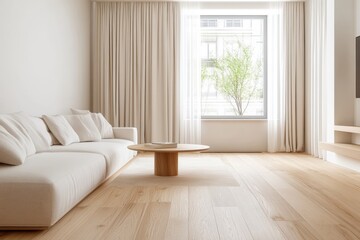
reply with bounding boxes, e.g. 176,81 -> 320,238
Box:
43,115 -> 80,146
0,114 -> 36,156
71,109 -> 114,139
0,125 -> 26,165
65,114 -> 101,142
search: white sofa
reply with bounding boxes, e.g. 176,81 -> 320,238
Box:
0,113 -> 137,229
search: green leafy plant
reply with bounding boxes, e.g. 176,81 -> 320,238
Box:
207,42 -> 262,116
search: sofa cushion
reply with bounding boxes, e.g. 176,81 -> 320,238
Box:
0,126 -> 26,165
64,114 -> 101,142
0,152 -> 106,227
43,115 -> 80,146
91,113 -> 114,139
49,139 -> 134,178
71,109 -> 114,139
12,112 -> 51,152
0,114 -> 36,156
29,116 -> 53,146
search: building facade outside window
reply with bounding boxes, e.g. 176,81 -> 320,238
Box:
201,15 -> 267,119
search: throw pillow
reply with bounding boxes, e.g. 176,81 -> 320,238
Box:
0,126 -> 26,165
49,132 -> 61,145
0,114 -> 36,156
65,114 -> 101,142
30,116 -> 53,146
70,108 -> 90,114
12,112 -> 51,152
71,109 -> 114,139
42,115 -> 80,146
91,113 -> 114,139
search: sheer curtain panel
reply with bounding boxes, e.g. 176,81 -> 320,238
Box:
268,2 -> 305,152
307,0 -> 328,157
92,2 -> 180,143
179,3 -> 201,144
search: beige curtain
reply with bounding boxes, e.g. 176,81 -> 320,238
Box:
268,2 -> 305,152
92,2 -> 180,143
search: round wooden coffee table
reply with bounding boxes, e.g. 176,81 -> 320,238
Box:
127,144 -> 209,176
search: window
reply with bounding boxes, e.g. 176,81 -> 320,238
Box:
201,19 -> 217,28
201,15 -> 267,119
225,19 -> 243,28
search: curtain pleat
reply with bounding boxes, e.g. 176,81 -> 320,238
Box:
307,0 -> 327,157
179,3 -> 201,144
268,2 -> 305,152
92,2 -> 180,143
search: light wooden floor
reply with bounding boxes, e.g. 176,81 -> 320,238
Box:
2,153 -> 360,240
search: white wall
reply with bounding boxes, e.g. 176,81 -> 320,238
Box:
325,0 -> 359,169
354,0 -> 360,135
357,0 -> 360,35
334,0 -> 355,129
201,120 -> 267,152
0,0 -> 91,116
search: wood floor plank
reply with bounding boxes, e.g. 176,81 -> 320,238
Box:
230,186 -> 286,240
241,154 -> 338,224
135,202 -> 171,240
223,155 -> 304,222
32,206 -> 98,240
189,187 -> 220,240
163,187 -> 189,240
64,207 -> 121,240
0,231 -> 38,240
213,207 -> 253,240
258,154 -> 360,238
102,203 -> 147,240
275,221 -> 321,240
3,153 -> 360,240
209,187 -> 238,207
242,154 -> 358,240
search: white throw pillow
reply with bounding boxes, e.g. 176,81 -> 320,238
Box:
30,116 -> 53,146
70,108 -> 89,114
71,109 -> 114,139
12,112 -> 51,152
65,114 -> 101,142
49,132 -> 61,145
0,114 -> 36,156
91,113 -> 114,139
0,126 -> 26,165
42,115 -> 80,146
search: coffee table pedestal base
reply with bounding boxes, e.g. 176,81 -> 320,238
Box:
154,152 -> 178,176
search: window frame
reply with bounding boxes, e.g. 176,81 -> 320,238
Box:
200,15 -> 268,120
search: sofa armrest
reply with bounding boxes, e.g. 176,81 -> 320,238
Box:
113,127 -> 138,144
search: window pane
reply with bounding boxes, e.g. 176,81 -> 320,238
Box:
201,16 -> 266,119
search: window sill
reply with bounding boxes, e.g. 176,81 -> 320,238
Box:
201,118 -> 267,122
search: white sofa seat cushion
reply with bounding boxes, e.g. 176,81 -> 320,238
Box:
0,152 -> 106,227
49,139 -> 135,178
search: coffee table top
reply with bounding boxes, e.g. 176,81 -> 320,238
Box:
128,144 -> 209,153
